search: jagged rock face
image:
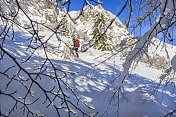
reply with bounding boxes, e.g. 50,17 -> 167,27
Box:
78,5 -> 125,28
8,0 -> 60,28
30,0 -> 59,24
70,5 -> 127,33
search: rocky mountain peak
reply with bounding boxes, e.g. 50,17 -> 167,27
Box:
68,5 -> 129,41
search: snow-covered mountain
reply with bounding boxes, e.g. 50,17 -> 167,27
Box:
1,0 -> 174,72
2,0 -> 174,71
69,5 -> 129,39
14,3 -> 132,48
0,1 -> 176,117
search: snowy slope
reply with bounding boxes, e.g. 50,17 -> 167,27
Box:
0,30 -> 176,117
0,2 -> 176,117
149,37 -> 176,59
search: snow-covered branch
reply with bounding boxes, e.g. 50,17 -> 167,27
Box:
114,0 -> 176,90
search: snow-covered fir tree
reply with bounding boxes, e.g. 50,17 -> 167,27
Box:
91,12 -> 111,51
58,8 -> 69,36
59,16 -> 69,36
71,27 -> 77,38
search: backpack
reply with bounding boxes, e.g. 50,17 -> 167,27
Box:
75,39 -> 80,47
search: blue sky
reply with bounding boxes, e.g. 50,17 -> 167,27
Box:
69,0 -> 122,14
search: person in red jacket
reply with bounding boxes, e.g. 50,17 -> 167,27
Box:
72,38 -> 80,58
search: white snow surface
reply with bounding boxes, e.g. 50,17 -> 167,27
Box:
0,30 -> 176,117
0,3 -> 176,117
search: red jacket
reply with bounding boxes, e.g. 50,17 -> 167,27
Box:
75,39 -> 80,47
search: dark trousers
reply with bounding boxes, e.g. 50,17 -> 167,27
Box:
72,46 -> 79,58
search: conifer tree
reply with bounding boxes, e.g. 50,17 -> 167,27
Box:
91,13 -> 111,51
71,27 -> 76,38
59,16 -> 69,36
59,8 -> 69,36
